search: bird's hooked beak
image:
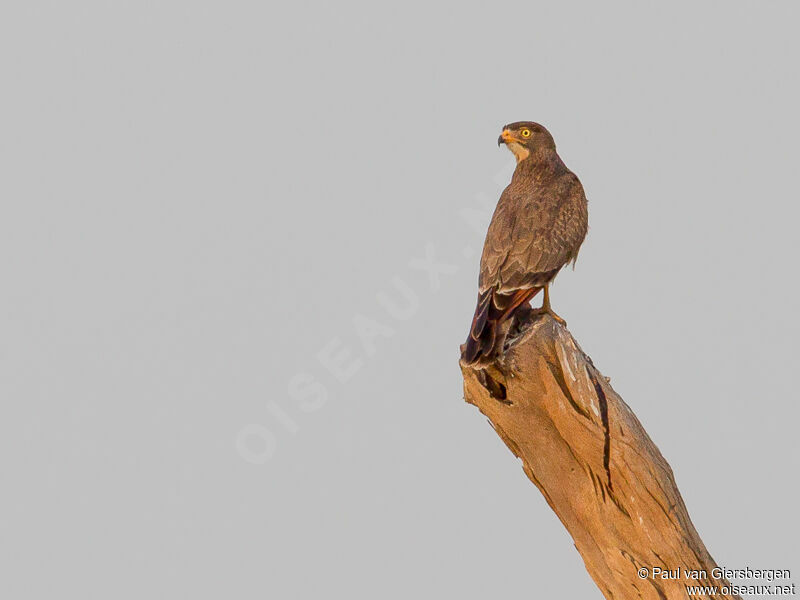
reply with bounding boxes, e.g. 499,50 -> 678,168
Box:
497,129 -> 519,146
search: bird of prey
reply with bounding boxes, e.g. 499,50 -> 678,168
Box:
461,122 -> 588,366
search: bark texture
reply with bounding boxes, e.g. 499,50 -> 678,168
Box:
460,313 -> 739,600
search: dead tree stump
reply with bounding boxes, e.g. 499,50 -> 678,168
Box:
460,313 -> 739,600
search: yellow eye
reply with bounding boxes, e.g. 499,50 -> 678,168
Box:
520,129 -> 531,138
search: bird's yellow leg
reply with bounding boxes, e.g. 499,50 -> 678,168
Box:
532,285 -> 567,326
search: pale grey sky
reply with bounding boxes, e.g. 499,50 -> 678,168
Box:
1,2 -> 798,598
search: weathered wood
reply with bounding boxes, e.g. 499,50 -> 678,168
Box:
461,313 -> 739,600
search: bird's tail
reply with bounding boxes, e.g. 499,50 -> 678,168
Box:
461,287 -> 540,366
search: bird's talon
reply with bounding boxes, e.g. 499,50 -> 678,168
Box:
531,307 -> 567,327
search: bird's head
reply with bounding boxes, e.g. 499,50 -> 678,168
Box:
498,121 -> 556,163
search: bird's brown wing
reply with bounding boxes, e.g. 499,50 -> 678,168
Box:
479,173 -> 587,294
463,172 -> 587,366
